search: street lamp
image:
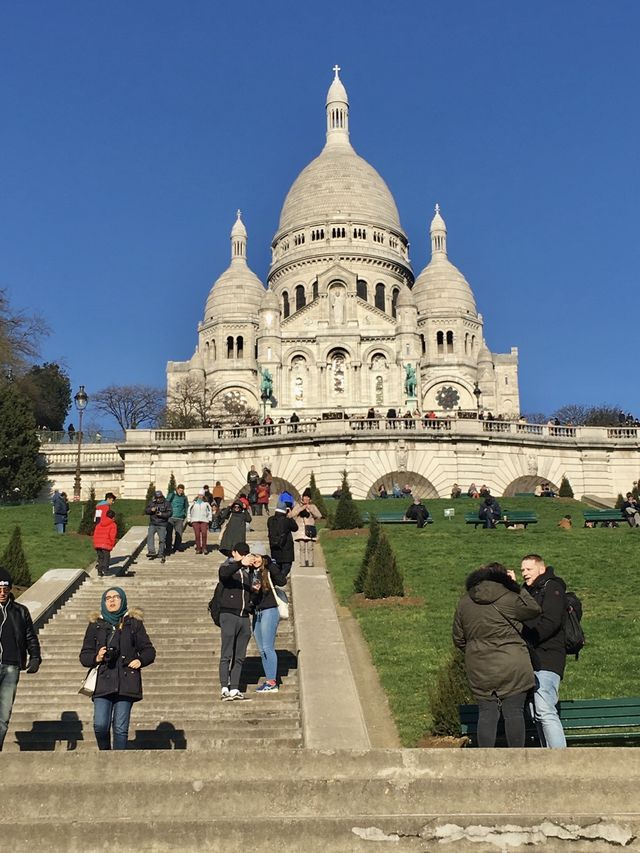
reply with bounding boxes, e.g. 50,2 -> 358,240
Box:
473,382 -> 481,414
73,385 -> 89,500
260,389 -> 271,422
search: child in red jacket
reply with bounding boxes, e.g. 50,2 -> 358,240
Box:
93,509 -> 117,577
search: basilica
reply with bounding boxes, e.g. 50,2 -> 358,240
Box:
167,68 -> 520,419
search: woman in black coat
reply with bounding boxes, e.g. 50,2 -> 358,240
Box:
218,500 -> 252,556
453,563 -> 540,747
79,586 -> 156,750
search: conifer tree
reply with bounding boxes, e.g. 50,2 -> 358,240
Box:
363,529 -> 404,599
78,486 -> 97,535
615,493 -> 625,510
308,471 -> 328,518
428,650 -> 472,737
633,483 -> 639,501
0,381 -> 48,501
145,482 -> 156,501
354,514 -> 380,593
332,471 -> 362,530
558,476 -> 574,498
1,525 -> 32,588
167,472 -> 177,496
114,512 -> 126,540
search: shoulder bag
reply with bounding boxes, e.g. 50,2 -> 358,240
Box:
78,665 -> 99,697
267,571 -> 289,620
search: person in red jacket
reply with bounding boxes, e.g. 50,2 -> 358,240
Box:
93,509 -> 117,577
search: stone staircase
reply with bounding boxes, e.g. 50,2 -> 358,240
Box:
5,512 -> 302,752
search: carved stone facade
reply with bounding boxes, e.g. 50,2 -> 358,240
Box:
167,69 -> 520,418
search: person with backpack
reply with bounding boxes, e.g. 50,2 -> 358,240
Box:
521,553 -> 569,749
267,504 -> 298,577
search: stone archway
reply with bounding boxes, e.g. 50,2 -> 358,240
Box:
502,475 -> 559,497
368,471 -> 439,499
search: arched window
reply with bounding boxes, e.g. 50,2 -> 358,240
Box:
312,280 -> 319,300
357,279 -> 368,301
375,283 -> 385,312
420,334 -> 426,355
226,336 -> 234,359
446,331 -> 454,354
471,334 -> 475,353
282,291 -> 290,318
295,284 -> 306,311
391,288 -> 399,319
464,333 -> 468,354
437,331 -> 444,355
236,336 -> 244,359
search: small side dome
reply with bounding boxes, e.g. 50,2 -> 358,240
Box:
204,212 -> 265,322
395,286 -> 415,308
413,205 -> 477,317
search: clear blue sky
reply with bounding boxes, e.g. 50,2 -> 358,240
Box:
2,0 -> 639,425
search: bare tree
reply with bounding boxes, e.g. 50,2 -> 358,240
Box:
521,411 -> 548,424
552,404 -> 591,425
553,403 -> 622,427
93,384 -> 165,431
0,289 -> 49,375
165,376 -> 259,428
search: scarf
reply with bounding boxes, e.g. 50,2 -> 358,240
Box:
101,587 -> 128,626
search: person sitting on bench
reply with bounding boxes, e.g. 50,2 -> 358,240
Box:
622,493 -> 640,528
404,497 -> 431,529
479,496 -> 502,529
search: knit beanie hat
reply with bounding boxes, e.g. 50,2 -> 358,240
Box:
0,567 -> 12,587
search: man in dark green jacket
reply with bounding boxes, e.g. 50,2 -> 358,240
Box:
166,484 -> 189,554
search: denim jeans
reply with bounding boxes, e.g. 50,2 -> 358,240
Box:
253,606 -> 280,682
531,670 -> 566,748
147,524 -> 167,557
55,522 -> 66,534
0,664 -> 20,750
93,695 -> 133,750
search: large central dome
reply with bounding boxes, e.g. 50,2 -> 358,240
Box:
275,68 -> 403,238
278,145 -> 402,234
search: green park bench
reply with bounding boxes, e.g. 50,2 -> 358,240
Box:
515,492 -> 536,497
459,697 -> 640,747
583,509 -> 626,527
464,511 -> 538,529
362,511 -> 433,525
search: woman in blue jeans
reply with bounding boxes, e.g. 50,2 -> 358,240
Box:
79,587 -> 156,749
252,555 -> 288,693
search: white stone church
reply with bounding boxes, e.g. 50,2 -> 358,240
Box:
167,68 -> 520,419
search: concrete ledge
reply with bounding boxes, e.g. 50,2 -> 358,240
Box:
17,569 -> 88,629
88,525 -> 147,578
291,555 -> 370,750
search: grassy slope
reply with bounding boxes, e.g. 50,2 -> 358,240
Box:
321,497 -> 640,745
0,501 -> 147,581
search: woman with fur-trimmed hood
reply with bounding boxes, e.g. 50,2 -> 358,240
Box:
453,563 -> 541,748
79,586 -> 156,750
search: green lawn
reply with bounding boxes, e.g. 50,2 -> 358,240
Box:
0,500 -> 147,582
321,496 -> 640,746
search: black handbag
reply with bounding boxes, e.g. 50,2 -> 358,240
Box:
304,524 -> 317,539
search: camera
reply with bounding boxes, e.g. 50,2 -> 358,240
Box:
103,646 -> 119,666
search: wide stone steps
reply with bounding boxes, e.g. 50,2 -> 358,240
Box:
6,530 -> 301,752
2,749 -> 638,852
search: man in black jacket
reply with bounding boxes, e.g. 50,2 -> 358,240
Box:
404,498 -> 431,529
145,490 -> 173,563
0,567 -> 41,750
218,543 -> 256,701
521,553 -> 567,749
267,504 -> 298,576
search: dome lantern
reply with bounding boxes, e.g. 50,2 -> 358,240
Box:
326,64 -> 350,147
430,203 -> 447,257
231,209 -> 247,264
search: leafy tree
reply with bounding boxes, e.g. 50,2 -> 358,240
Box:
558,476 -> 574,498
19,362 -> 71,430
93,384 -> 164,431
354,514 -> 380,594
308,471 -> 328,518
78,486 -> 97,535
1,525 -> 32,588
0,381 -> 48,501
363,529 -> 404,599
0,289 -> 48,376
145,482 -> 156,501
428,650 -> 472,737
167,472 -> 177,496
332,471 -> 362,530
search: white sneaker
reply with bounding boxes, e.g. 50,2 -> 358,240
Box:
220,687 -> 231,700
229,689 -> 250,701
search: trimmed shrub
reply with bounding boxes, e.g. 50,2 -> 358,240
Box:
308,471 -> 328,518
114,512 -> 126,540
558,476 -> 574,498
78,486 -> 97,535
354,515 -> 380,593
615,493 -> 625,510
633,483 -> 639,501
145,482 -> 156,501
167,472 -> 177,496
1,525 -> 32,588
332,471 -> 362,530
363,529 -> 404,599
428,650 -> 472,737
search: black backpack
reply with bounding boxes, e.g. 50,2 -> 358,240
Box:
564,590 -> 585,659
207,582 -> 224,627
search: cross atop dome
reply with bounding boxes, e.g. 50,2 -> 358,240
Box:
332,64 -> 341,77
430,203 -> 447,256
326,64 -> 349,146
